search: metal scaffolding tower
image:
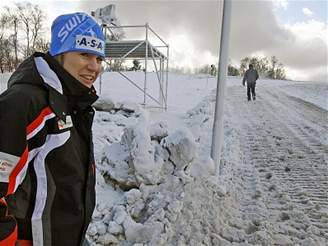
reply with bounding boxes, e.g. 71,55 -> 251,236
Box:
100,23 -> 169,110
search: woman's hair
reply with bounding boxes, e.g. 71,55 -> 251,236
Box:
54,54 -> 64,65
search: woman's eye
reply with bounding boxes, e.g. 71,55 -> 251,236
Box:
81,53 -> 89,57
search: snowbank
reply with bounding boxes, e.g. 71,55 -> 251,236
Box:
90,103 -> 230,245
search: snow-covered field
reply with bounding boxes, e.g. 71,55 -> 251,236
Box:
0,72 -> 327,245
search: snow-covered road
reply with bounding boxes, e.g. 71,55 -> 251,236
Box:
218,84 -> 328,245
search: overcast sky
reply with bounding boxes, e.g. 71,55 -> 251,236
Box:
2,0 -> 327,82
80,0 -> 328,82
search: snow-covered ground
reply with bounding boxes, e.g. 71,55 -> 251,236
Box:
88,72 -> 328,245
0,71 -> 327,245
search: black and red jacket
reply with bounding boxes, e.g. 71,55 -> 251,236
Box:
0,52 -> 98,246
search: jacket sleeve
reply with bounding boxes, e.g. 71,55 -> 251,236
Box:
0,88 -> 30,246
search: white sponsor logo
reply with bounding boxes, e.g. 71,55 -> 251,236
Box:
75,35 -> 104,53
58,13 -> 88,43
0,152 -> 20,183
58,115 -> 73,130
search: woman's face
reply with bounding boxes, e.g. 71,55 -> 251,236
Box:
62,52 -> 103,88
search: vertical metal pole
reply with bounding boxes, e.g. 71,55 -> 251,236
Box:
162,59 -> 165,109
211,0 -> 232,174
159,59 -> 163,107
165,45 -> 169,110
144,23 -> 149,106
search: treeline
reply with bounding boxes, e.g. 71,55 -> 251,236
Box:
0,2 -> 48,73
235,56 -> 286,80
196,56 -> 287,80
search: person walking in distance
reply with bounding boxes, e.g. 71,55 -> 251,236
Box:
242,64 -> 259,101
0,12 -> 105,246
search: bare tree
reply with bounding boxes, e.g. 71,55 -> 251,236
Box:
258,57 -> 269,77
239,55 -> 286,80
30,5 -> 45,53
16,3 -> 32,57
0,15 -> 15,72
274,62 -> 286,80
16,2 -> 46,58
240,57 -> 250,74
228,64 -> 240,76
3,39 -> 15,72
268,56 -> 278,79
0,16 -> 6,72
0,2 -> 48,71
2,7 -> 20,69
0,36 -> 6,73
0,36 -> 14,73
35,38 -> 50,53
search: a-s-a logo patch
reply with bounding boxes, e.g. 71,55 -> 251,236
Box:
75,35 -> 105,53
57,115 -> 73,130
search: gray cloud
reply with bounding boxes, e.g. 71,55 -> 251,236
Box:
230,1 -> 327,72
78,0 -> 327,81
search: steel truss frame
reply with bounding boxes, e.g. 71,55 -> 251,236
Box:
99,23 -> 169,110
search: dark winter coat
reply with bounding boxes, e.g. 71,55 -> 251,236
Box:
242,68 -> 259,85
0,52 -> 98,246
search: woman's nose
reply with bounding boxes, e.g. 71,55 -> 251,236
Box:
87,58 -> 100,71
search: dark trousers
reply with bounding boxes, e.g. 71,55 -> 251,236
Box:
247,83 -> 256,100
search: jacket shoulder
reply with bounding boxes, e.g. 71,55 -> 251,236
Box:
0,84 -> 49,119
6,83 -> 47,102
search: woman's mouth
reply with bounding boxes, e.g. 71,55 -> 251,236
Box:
80,74 -> 95,83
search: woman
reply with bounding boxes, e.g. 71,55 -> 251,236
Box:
0,12 -> 104,246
